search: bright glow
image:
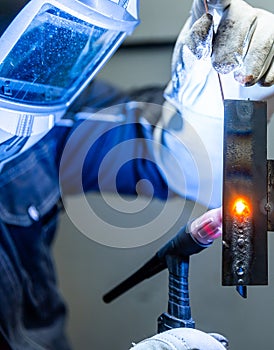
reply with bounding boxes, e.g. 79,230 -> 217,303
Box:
235,200 -> 246,214
233,198 -> 250,216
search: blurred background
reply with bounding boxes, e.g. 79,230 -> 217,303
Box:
1,1 -> 274,349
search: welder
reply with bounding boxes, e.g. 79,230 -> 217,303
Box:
0,0 -> 273,349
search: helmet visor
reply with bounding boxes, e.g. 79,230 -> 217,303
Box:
0,0 -> 139,110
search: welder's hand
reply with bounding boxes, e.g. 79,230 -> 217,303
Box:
190,207 -> 222,245
187,0 -> 274,86
155,1 -> 274,208
130,328 -> 228,350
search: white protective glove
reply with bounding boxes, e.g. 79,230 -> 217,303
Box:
190,206 -> 222,245
188,0 -> 274,87
166,0 -> 274,117
130,328 -> 228,350
153,0 -> 274,209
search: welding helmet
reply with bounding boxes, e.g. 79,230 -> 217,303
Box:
0,0 -> 139,141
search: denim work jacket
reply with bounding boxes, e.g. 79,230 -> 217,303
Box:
0,82 -> 173,349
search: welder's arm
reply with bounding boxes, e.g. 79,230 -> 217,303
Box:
153,0 -> 274,209
129,328 -> 228,350
59,82 -> 171,199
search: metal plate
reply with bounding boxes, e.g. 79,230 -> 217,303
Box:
222,100 -> 268,286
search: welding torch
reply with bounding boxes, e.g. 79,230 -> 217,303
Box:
103,209 -> 221,332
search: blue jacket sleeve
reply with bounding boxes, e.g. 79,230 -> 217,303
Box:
59,80 -> 171,200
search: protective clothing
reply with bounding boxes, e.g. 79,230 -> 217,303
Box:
190,0 -> 274,87
190,206 -> 222,245
0,0 -> 139,162
154,0 -> 274,209
0,81 -> 172,349
130,328 -> 228,350
0,79 -> 221,349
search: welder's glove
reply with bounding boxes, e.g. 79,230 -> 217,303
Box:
166,0 -> 274,117
153,0 -> 274,209
190,206 -> 222,245
189,0 -> 274,87
130,328 -> 228,350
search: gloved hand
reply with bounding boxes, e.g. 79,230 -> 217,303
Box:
165,0 -> 274,117
153,0 -> 274,209
130,328 -> 228,350
190,207 -> 222,245
180,0 -> 274,87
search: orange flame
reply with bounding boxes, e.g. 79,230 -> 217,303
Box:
233,198 -> 251,217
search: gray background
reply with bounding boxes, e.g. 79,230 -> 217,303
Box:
3,0 -> 271,349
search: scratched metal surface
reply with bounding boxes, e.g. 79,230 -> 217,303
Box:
222,99 -> 268,286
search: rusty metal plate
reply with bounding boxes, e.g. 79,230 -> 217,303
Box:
222,99 -> 268,286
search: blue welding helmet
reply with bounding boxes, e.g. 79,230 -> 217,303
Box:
0,0 -> 139,128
